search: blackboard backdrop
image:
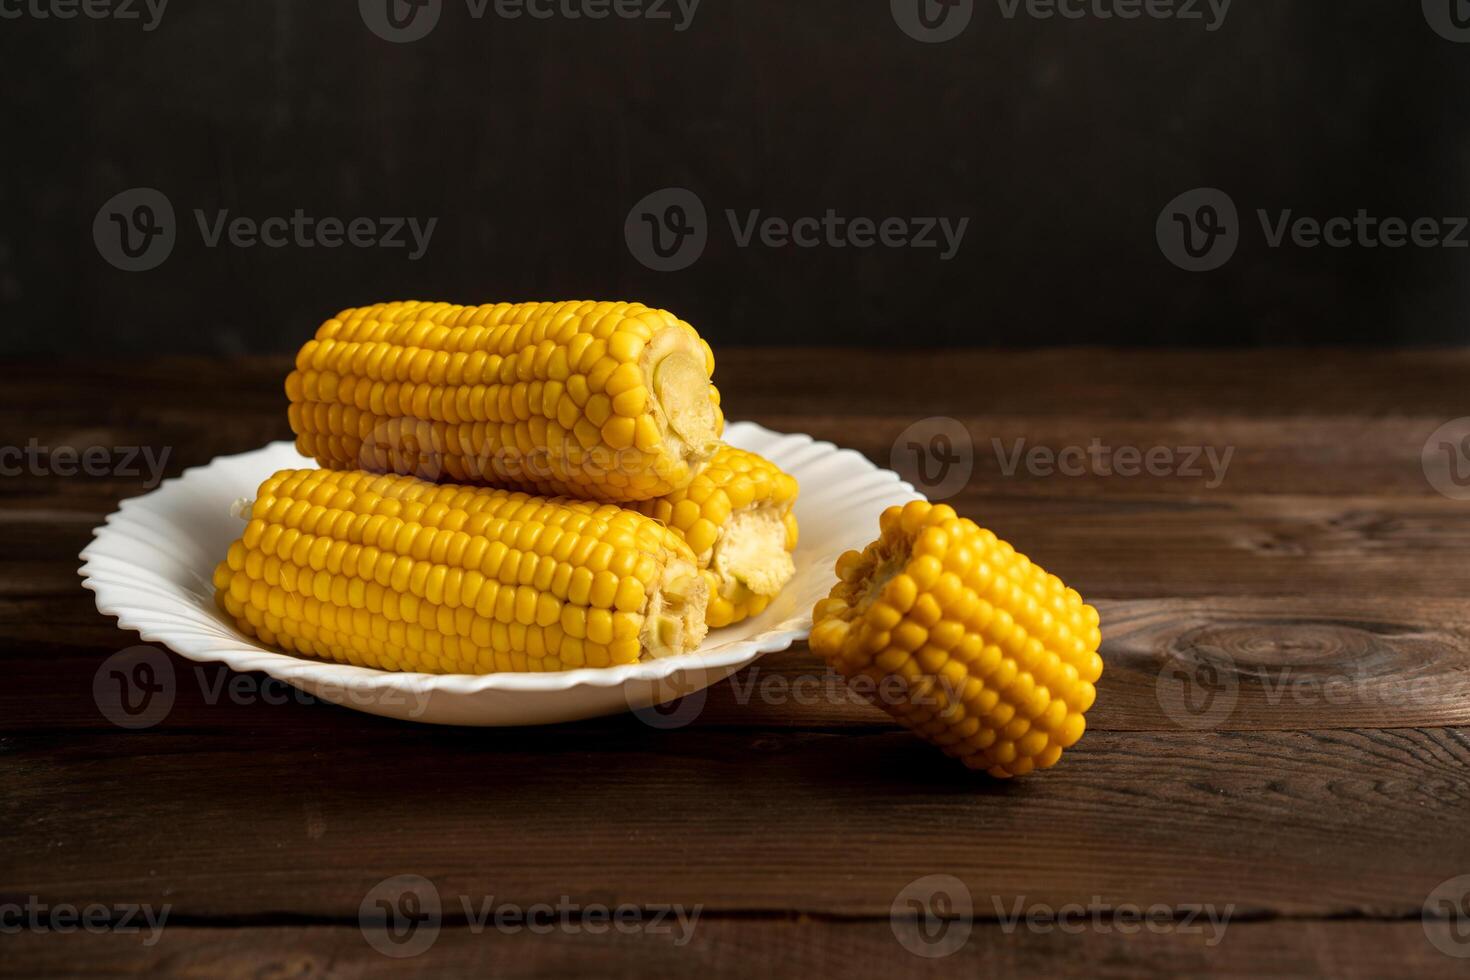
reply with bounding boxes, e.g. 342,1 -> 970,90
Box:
3,0 -> 1469,354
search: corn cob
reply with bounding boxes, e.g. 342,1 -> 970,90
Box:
809,500 -> 1102,776
286,300 -> 724,503
213,468 -> 709,674
633,446 -> 799,628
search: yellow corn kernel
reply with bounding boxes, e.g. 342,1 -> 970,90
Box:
213,468 -> 710,674
809,500 -> 1102,777
288,301 -> 725,502
632,446 -> 799,628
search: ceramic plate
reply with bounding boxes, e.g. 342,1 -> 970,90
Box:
79,422 -> 921,725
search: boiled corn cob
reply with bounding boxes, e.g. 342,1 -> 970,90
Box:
809,500 -> 1102,776
287,300 -> 724,503
633,446 -> 799,628
213,468 -> 710,674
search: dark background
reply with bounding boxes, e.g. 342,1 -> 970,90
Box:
3,0 -> 1469,355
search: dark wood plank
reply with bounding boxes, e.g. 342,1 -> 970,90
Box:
2,919 -> 1465,980
1095,597 -> 1470,732
3,415 -> 1450,508
768,414 -> 1454,498
3,728 -> 1466,918
34,495 -> 1470,602
9,596 -> 1470,735
711,348 -> 1470,420
3,351 -> 1469,518
2,353 -> 1466,507
0,414 -> 1450,505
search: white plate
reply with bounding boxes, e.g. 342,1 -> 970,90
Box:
78,422 -> 921,726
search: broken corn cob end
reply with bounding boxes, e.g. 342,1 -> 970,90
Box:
212,468 -> 709,675
634,446 -> 799,628
809,500 -> 1102,777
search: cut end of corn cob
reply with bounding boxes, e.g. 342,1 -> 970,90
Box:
286,300 -> 724,503
633,446 -> 800,628
212,468 -> 710,674
809,500 -> 1102,777
640,557 -> 709,659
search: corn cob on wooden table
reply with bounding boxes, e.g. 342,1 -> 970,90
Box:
7,348 -> 1470,977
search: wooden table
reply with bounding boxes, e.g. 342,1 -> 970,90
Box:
6,350 -> 1470,977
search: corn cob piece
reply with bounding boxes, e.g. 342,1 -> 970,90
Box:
633,446 -> 799,628
213,468 -> 709,674
286,300 -> 724,503
809,500 -> 1102,777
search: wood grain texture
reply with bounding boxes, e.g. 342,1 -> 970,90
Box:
3,728 -> 1467,918
19,494 -> 1470,602
2,920 -> 1465,980
8,597 -> 1470,735
7,351 -> 1470,977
